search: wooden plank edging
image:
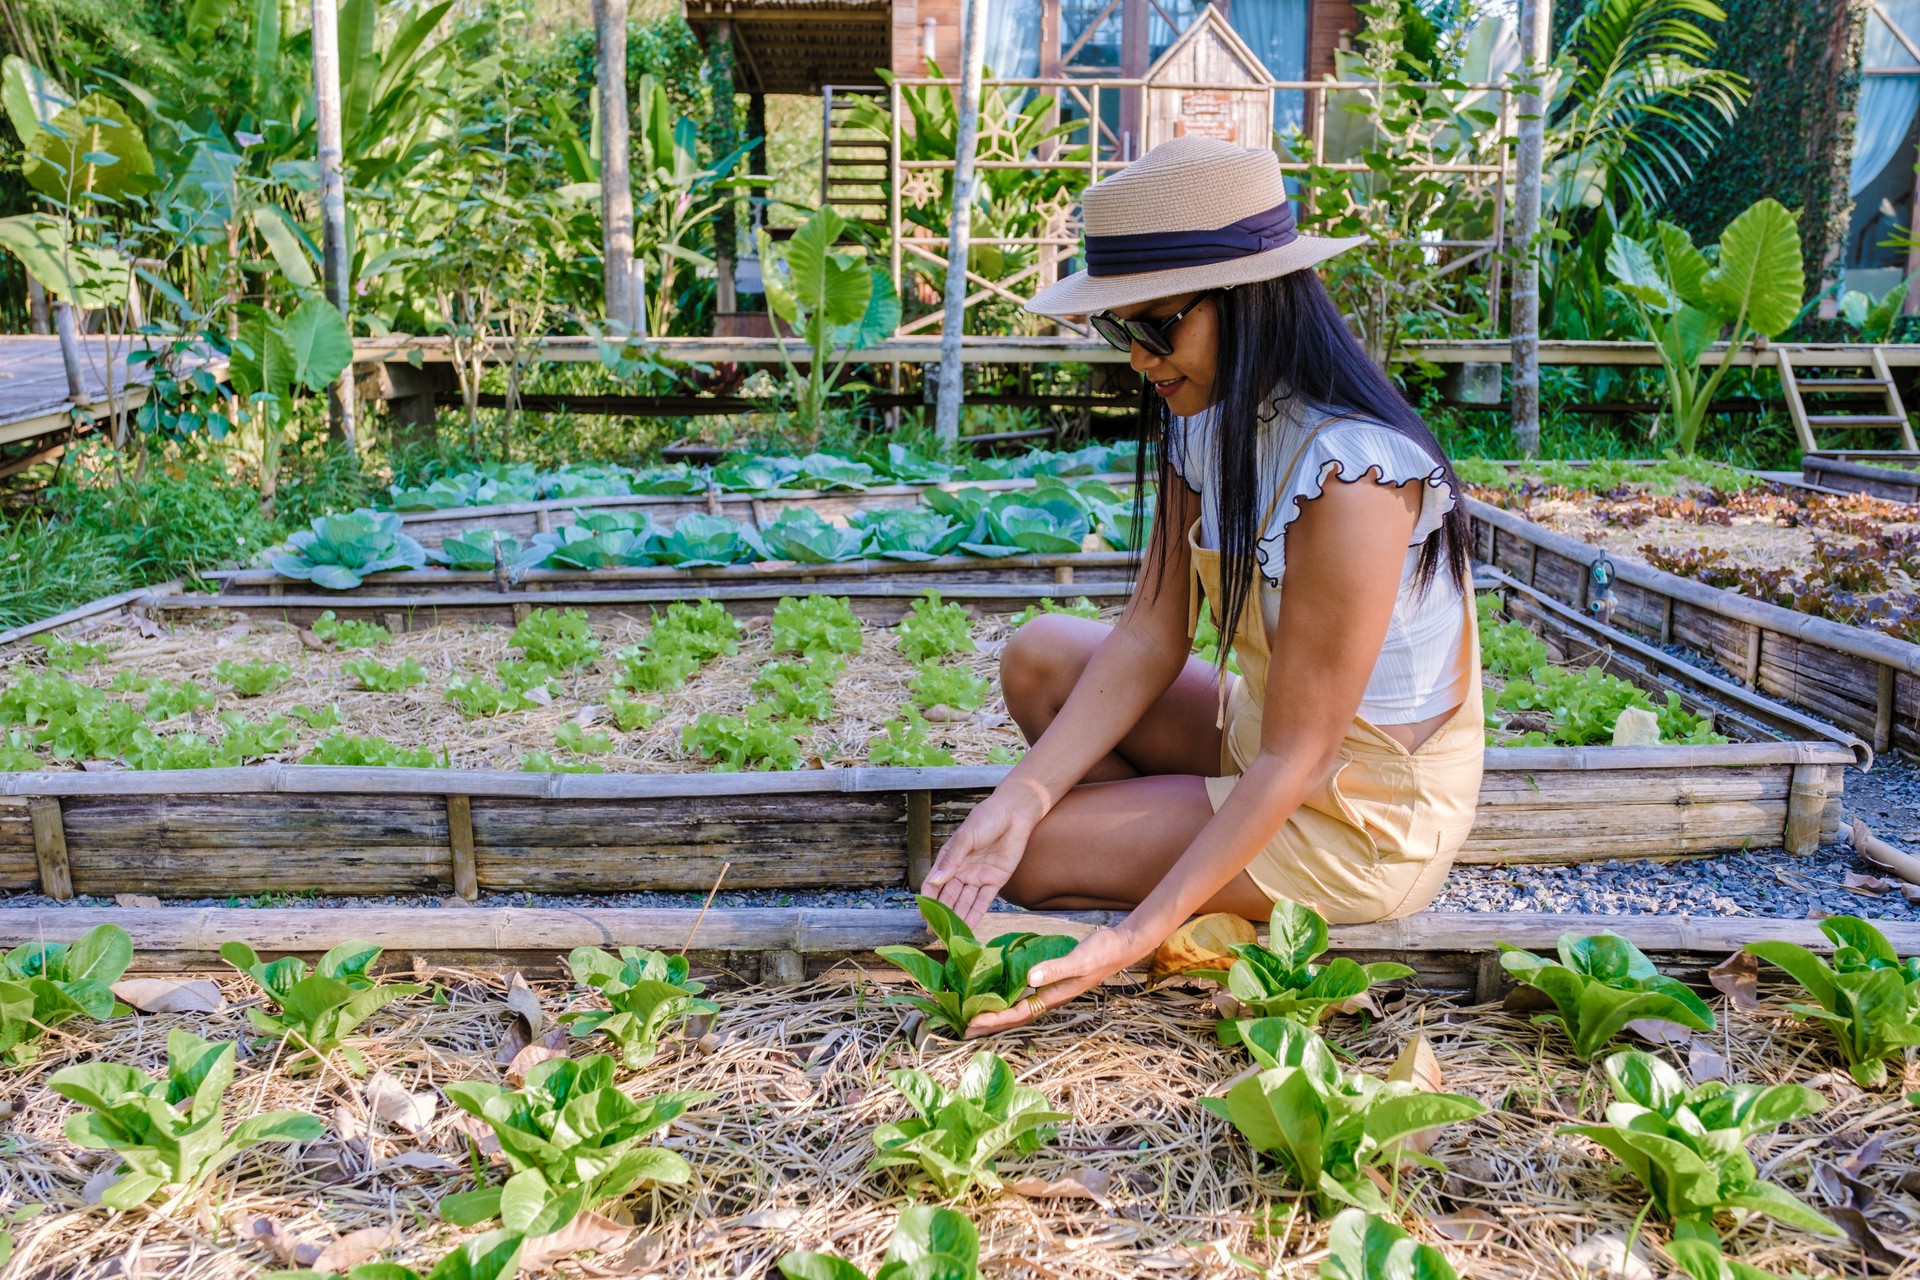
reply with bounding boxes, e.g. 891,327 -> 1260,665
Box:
1,906 -> 1907,966
0,583 -> 173,649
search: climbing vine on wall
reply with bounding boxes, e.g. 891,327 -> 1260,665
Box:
1664,0 -> 1866,295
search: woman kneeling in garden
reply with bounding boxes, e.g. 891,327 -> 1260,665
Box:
924,136 -> 1482,1034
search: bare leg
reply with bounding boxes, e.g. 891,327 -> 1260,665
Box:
997,615 -> 1271,918
999,613 -> 1230,781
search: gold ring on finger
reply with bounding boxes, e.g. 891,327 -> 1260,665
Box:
1024,994 -> 1048,1020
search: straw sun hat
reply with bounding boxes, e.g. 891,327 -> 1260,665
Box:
1025,135 -> 1364,318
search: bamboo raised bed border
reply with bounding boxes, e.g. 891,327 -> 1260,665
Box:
1800,452 -> 1920,504
0,731 -> 1857,902
3,906 -> 1911,996
1470,496 -> 1920,757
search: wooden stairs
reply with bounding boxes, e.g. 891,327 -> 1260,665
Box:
1776,346 -> 1919,453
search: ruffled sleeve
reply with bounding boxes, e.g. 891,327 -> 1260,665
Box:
1166,409 -> 1207,494
1253,420 -> 1456,586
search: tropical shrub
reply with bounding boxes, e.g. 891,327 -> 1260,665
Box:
868,1051 -> 1065,1196
0,924 -> 132,1066
1202,1018 -> 1486,1216
47,1030 -> 322,1209
1197,898 -> 1412,1040
269,511 -> 428,589
559,946 -> 719,1068
1498,933 -> 1716,1058
441,1055 -> 706,1234
1561,1050 -> 1839,1242
875,896 -> 1077,1037
1744,915 -> 1920,1087
220,941 -> 425,1074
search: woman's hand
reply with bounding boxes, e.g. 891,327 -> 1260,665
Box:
920,788 -> 1042,930
963,926 -> 1149,1038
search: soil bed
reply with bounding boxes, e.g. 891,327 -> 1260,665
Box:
0,971 -> 1912,1279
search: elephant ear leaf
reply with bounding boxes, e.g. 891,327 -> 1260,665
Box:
1,56 -> 74,151
1704,197 -> 1803,338
26,92 -> 156,204
286,297 -> 354,393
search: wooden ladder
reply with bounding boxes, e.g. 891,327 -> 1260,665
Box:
1775,345 -> 1919,453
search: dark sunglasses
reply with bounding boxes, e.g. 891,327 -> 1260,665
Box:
1089,291 -> 1212,356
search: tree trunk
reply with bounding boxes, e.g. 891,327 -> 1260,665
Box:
1509,0 -> 1550,459
311,0 -> 358,450
595,0 -> 637,334
934,0 -> 989,447
708,19 -> 737,321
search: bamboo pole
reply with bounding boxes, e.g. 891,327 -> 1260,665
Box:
595,0 -> 637,333
311,0 -> 358,450
1509,0 -> 1550,458
933,0 -> 989,446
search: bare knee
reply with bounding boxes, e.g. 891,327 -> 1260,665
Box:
1000,614 -> 1104,730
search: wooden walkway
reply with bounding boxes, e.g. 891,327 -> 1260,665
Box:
0,335 -> 228,467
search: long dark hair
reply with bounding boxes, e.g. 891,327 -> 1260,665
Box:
1131,268 -> 1472,657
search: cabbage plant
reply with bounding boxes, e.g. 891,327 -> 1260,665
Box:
270,510 -> 427,589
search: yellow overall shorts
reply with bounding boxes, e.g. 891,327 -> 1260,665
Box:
1185,430 -> 1483,925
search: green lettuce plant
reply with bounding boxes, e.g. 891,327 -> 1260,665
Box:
772,595 -> 864,658
302,733 -> 445,767
1,924 -> 132,1065
1498,933 -> 1715,1058
441,1054 -> 707,1234
894,592 -> 976,662
310,612 -> 389,649
270,510 -> 428,589
445,674 -> 543,718
848,508 -> 967,562
521,524 -> 656,571
753,657 -> 842,722
759,510 -> 866,564
220,940 -> 425,1074
1665,1238 -> 1790,1280
557,945 -> 719,1068
1744,915 -> 1920,1087
867,706 -> 956,767
1199,898 -> 1412,1041
909,662 -> 989,713
509,608 -> 600,670
648,513 -> 757,568
1560,1050 -> 1840,1243
143,678 -> 216,720
604,689 -> 661,732
46,1029 -> 322,1209
1201,1018 -> 1486,1217
876,896 -> 1077,1037
429,530 -> 522,571
779,1205 -> 979,1280
341,656 -> 427,693
41,637 -> 109,671
210,658 -> 290,697
1010,597 -> 1102,628
868,1051 -> 1065,1196
1318,1208 -> 1459,1280
681,706 -> 806,772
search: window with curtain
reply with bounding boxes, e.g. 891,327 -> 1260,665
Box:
986,0 -> 1045,80
1852,1 -> 1920,200
1225,0 -> 1310,136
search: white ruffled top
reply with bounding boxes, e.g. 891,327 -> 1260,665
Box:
1169,394 -> 1470,724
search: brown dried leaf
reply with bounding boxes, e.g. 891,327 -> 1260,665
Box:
1564,1232 -> 1655,1280
365,1071 -> 437,1135
1707,950 -> 1759,1009
1686,1043 -> 1728,1084
517,1211 -> 633,1270
731,1207 -> 804,1230
1005,1168 -> 1116,1203
245,1218 -> 319,1267
313,1225 -> 397,1273
1387,1035 -> 1443,1092
1625,1018 -> 1697,1049
451,1111 -> 500,1157
1429,1209 -> 1502,1243
507,1026 -> 568,1085
1151,913 -> 1255,984
504,972 -> 545,1038
110,978 -> 225,1014
113,894 -> 161,909
374,1152 -> 463,1174
1843,872 -> 1893,895
330,1104 -> 369,1147
298,629 -> 330,652
1825,1206 -> 1909,1267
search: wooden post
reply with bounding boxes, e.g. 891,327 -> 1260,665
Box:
708,19 -> 737,321
1509,0 -> 1550,458
906,790 -> 933,888
447,794 -> 478,900
311,0 -> 358,450
933,0 -> 989,446
27,277 -> 50,335
595,0 -> 637,333
52,300 -> 85,402
1782,764 -> 1828,857
762,949 -> 806,985
28,797 -> 73,901
1875,663 -> 1896,753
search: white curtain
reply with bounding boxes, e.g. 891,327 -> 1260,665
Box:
986,0 -> 1044,80
1852,1 -> 1920,197
1226,0 -> 1311,135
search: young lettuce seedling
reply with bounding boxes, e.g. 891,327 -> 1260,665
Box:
276,1229 -> 524,1280
220,940 -> 425,1074
46,1029 -> 322,1209
1664,1238 -> 1793,1280
0,923 -> 133,1066
875,895 -> 1077,1037
1317,1208 -> 1459,1280
558,945 -> 720,1068
779,1205 -> 980,1280
1560,1050 -> 1840,1243
868,1050 -> 1065,1197
440,1054 -> 708,1235
1498,932 -> 1715,1059
1201,1018 -> 1485,1217
1197,897 -> 1412,1040
1745,914 -> 1920,1087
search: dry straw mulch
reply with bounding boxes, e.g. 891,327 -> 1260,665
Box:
0,970 -> 1916,1279
23,604 -> 1051,772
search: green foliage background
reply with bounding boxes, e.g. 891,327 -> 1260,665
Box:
1663,0 -> 1866,293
